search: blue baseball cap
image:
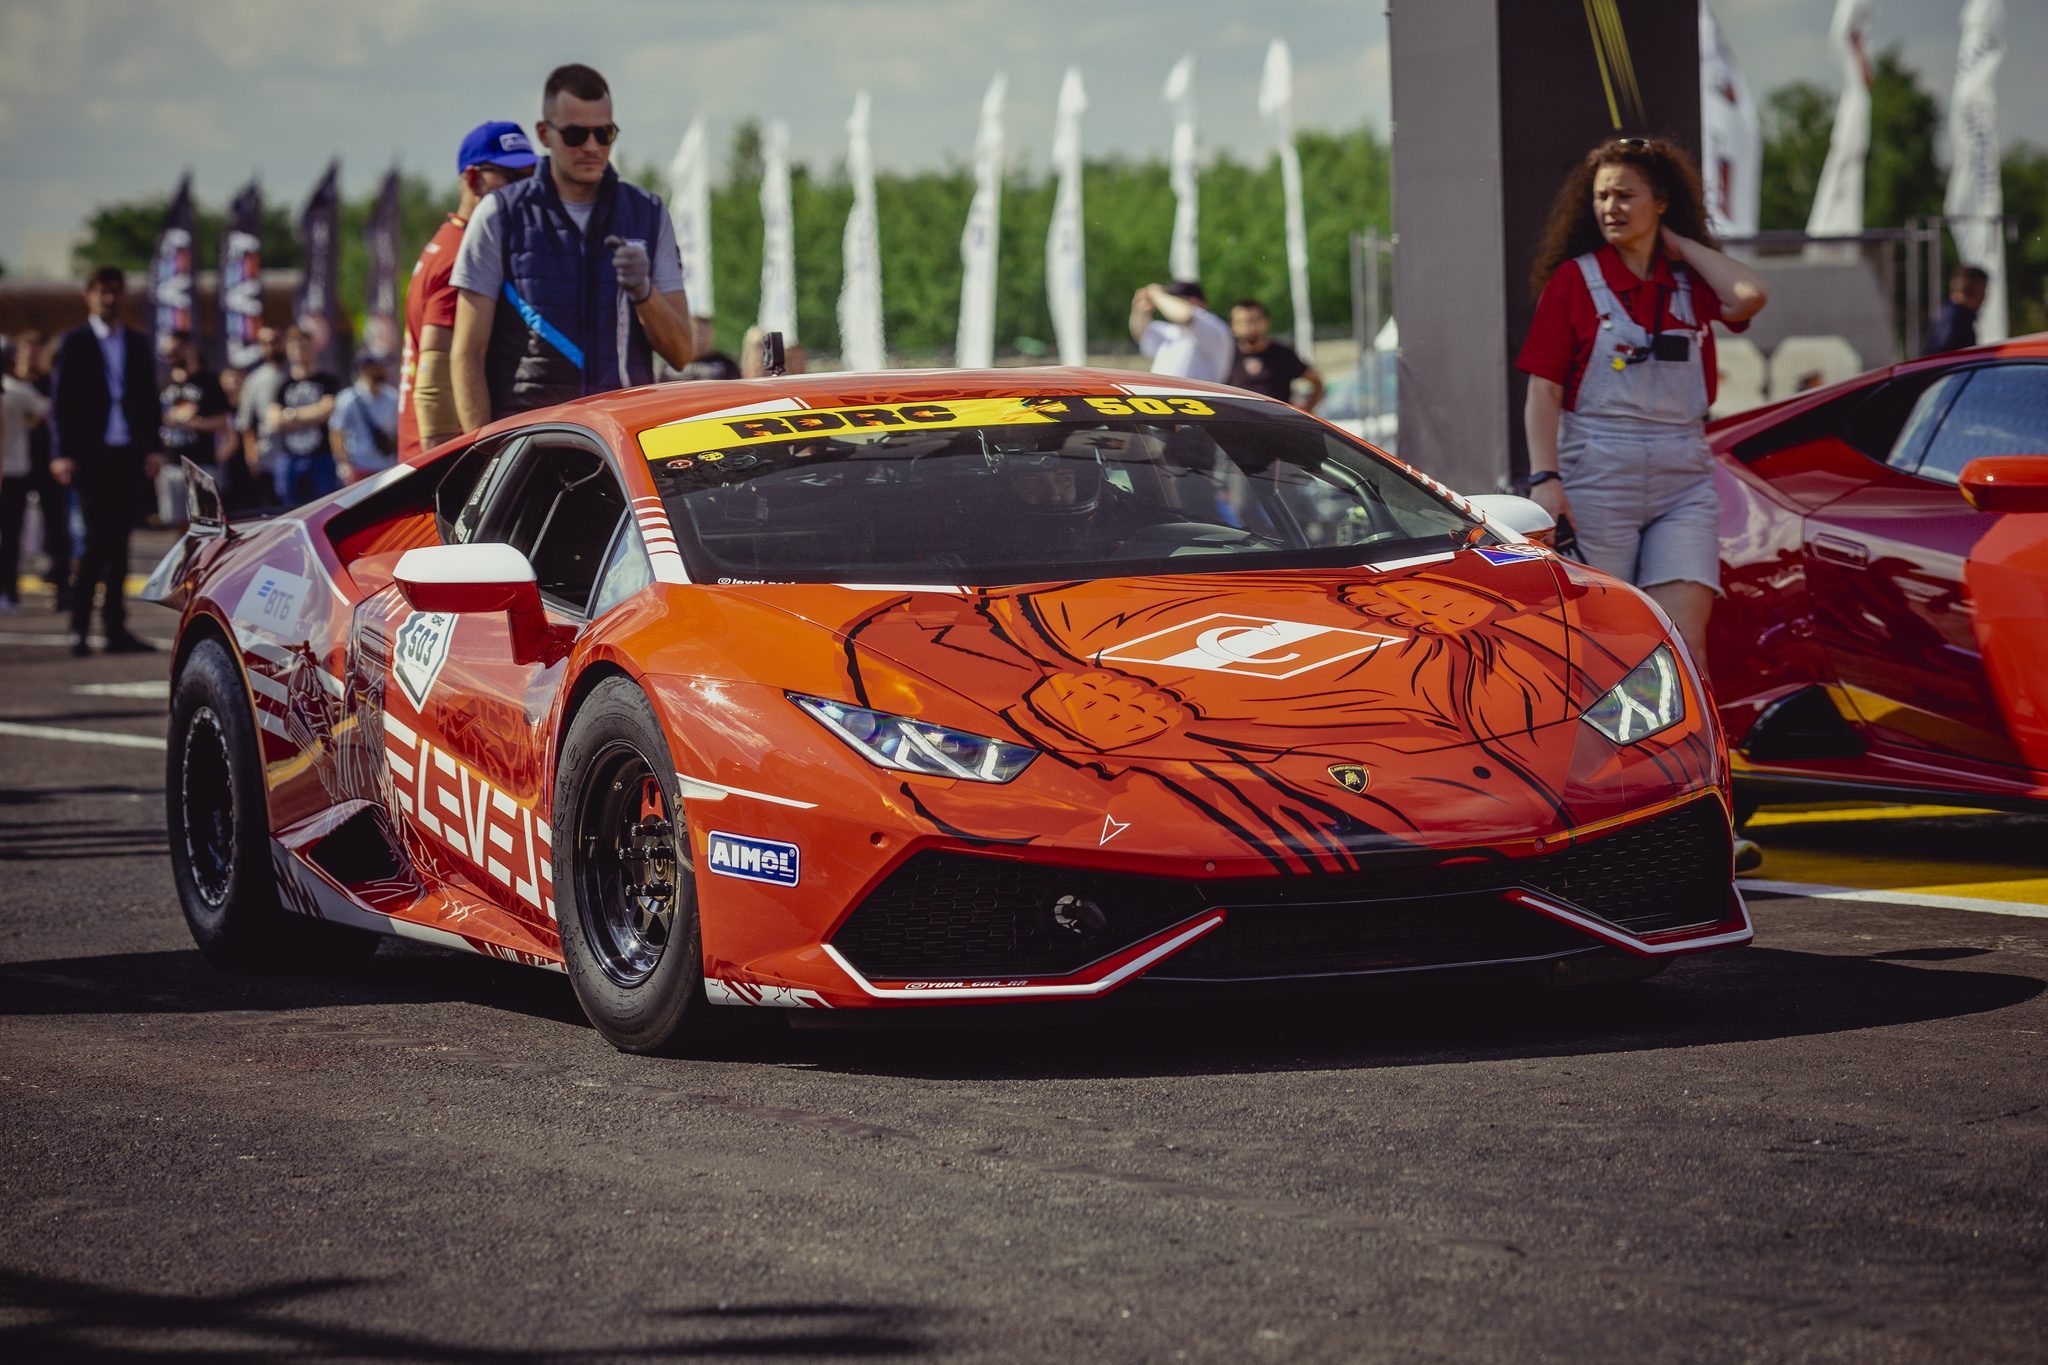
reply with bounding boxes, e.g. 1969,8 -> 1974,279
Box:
457,121 -> 539,172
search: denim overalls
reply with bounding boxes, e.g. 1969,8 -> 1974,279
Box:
1556,252 -> 1720,592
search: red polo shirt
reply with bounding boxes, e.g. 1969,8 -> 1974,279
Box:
397,213 -> 468,461
1517,243 -> 1746,410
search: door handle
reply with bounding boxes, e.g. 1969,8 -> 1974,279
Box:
1812,534 -> 1869,568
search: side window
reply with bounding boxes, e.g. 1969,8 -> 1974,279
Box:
1912,365 -> 2048,485
1884,372 -> 1968,474
589,521 -> 655,618
487,443 -> 629,614
443,438 -> 522,544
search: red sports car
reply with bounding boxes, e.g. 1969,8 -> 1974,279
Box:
146,369 -> 1747,1053
1709,335 -> 2048,820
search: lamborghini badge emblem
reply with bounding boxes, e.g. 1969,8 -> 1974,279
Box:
1328,764 -> 1370,793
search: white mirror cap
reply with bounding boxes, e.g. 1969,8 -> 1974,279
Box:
394,542 -> 537,585
1464,494 -> 1556,542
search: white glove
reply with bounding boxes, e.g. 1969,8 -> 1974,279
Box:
605,236 -> 652,304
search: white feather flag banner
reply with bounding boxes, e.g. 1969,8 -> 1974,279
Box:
758,119 -> 797,342
839,92 -> 886,371
1163,53 -> 1199,283
1699,1 -> 1760,239
956,73 -> 1006,369
1259,39 -> 1313,353
1806,0 -> 1874,238
1046,67 -> 1089,367
668,117 -> 713,318
1947,0 -> 2006,343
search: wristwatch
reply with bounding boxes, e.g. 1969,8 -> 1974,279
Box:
1527,470 -> 1561,487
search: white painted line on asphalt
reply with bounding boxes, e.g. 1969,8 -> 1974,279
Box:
0,721 -> 167,751
73,681 -> 172,699
1737,878 -> 2048,921
0,632 -> 176,649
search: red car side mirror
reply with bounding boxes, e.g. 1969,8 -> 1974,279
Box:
393,543 -> 570,666
1959,456 -> 2048,514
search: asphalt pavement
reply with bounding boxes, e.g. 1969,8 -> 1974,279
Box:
2,533 -> 2045,1363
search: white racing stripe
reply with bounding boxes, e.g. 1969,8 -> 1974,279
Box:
675,772 -> 818,809
0,721 -> 166,751
1737,878 -> 2048,921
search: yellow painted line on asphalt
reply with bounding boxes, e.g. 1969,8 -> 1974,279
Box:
1747,804 -> 2002,826
14,574 -> 152,595
1741,801 -> 2048,915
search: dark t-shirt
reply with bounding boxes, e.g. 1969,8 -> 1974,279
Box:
681,351 -> 742,382
159,368 -> 229,460
1229,342 -> 1309,402
1923,301 -> 1979,356
278,372 -> 340,458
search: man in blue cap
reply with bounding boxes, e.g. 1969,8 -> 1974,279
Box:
397,120 -> 537,460
450,64 -> 694,429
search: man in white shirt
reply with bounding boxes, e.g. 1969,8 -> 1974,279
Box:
1128,281 -> 1235,383
1,336 -> 52,613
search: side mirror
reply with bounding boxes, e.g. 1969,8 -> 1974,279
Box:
1960,456 -> 2048,514
1464,493 -> 1558,546
394,543 -> 569,666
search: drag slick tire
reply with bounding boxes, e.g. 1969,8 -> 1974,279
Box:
556,678 -> 709,1055
167,637 -> 377,970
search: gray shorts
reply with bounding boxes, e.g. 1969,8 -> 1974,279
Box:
1558,417 -> 1721,594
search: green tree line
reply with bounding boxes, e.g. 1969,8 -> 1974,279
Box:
1760,42 -> 2048,334
68,127 -> 1390,359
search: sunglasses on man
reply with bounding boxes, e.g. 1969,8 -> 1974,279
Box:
543,121 -> 620,148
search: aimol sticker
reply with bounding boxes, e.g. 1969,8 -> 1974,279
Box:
706,831 -> 800,887
231,565 -> 313,637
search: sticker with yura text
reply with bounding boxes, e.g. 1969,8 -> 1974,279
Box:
231,565 -> 314,637
706,831 -> 800,887
392,611 -> 457,710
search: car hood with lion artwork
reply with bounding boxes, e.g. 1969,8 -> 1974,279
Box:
710,549 -> 1719,874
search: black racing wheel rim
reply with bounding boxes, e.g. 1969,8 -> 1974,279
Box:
574,741 -> 683,988
181,705 -> 236,908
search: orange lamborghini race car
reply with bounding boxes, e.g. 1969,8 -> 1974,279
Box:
146,368 -> 1748,1053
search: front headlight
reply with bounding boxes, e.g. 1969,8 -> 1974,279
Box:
1581,644 -> 1686,745
789,693 -> 1040,783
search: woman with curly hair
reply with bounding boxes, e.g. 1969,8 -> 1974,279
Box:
1516,137 -> 1768,661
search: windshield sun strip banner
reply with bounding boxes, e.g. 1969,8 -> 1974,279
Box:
637,394 -> 1226,463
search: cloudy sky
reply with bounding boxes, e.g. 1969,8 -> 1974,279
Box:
2,0 -> 2043,275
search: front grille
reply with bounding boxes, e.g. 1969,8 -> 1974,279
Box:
830,797 -> 1731,981
1518,798 -> 1731,935
1154,891 -> 1594,979
832,852 -> 1204,980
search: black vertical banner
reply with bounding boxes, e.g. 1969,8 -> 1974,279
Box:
295,159 -> 345,374
220,180 -> 266,372
361,167 -> 403,367
149,173 -> 197,381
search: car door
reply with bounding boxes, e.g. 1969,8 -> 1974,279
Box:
1802,361 -> 2048,770
372,432 -> 637,945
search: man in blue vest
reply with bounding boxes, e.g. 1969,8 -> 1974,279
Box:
450,63 -> 693,430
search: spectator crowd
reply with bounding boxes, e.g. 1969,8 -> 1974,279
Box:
0,62 -> 1324,652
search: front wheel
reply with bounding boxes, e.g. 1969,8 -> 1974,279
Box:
555,678 -> 708,1054
167,636 -> 377,970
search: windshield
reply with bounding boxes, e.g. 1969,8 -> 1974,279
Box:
638,394 -> 1488,586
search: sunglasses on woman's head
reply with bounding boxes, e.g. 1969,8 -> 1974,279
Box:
1616,137 -> 1651,150
545,121 -> 619,147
